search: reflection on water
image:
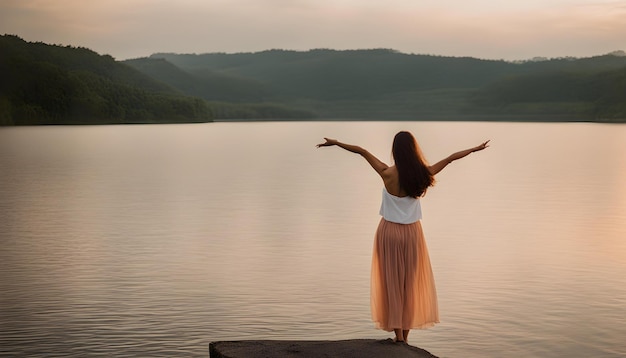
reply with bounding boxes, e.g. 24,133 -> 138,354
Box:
0,122 -> 625,357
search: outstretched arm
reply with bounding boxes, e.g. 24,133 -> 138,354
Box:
428,140 -> 490,176
317,137 -> 388,176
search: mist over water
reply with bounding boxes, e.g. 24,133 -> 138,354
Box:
1,121 -> 625,357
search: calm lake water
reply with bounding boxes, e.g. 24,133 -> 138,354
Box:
1,121 -> 625,357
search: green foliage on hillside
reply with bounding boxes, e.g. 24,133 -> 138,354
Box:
149,50 -> 626,121
123,57 -> 271,102
3,33 -> 625,124
473,65 -> 626,121
122,57 -> 317,119
207,101 -> 316,120
151,49 -> 517,100
0,35 -> 213,125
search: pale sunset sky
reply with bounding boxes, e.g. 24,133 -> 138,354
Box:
1,0 -> 625,61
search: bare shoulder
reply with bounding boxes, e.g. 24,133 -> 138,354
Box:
381,165 -> 397,178
381,166 -> 403,196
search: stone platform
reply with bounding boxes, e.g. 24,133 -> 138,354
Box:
209,339 -> 438,358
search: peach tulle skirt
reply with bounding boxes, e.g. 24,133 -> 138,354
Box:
371,218 -> 439,331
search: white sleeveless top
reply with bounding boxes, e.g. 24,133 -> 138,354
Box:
379,188 -> 422,224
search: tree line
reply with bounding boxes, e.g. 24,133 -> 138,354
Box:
146,49 -> 626,121
0,35 -> 212,125
2,34 -> 625,124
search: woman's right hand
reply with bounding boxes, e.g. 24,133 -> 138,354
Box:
316,137 -> 338,148
472,140 -> 490,152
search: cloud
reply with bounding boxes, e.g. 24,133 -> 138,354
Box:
1,0 -> 624,60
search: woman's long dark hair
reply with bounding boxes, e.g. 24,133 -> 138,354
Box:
392,131 -> 435,198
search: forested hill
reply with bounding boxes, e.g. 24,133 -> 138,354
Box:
145,49 -> 626,121
2,34 -> 625,124
150,49 -> 518,100
0,35 -> 212,125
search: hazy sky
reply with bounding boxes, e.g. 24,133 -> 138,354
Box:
1,0 -> 625,60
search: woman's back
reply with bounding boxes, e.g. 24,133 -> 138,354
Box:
382,166 -> 406,197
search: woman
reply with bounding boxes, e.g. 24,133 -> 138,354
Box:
317,131 -> 489,343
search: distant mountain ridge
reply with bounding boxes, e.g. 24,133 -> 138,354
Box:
2,34 -> 625,124
149,49 -> 517,99
137,49 -> 626,121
